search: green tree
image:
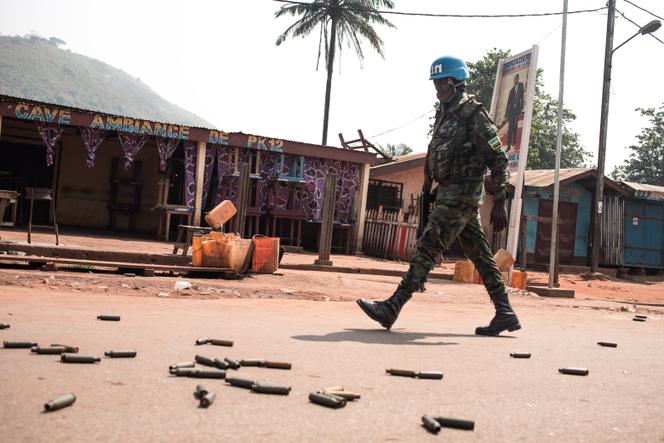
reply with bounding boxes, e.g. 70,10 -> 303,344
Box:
431,48 -> 590,169
384,143 -> 413,157
611,105 -> 664,186
275,0 -> 395,145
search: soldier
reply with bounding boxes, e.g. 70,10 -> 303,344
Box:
356,56 -> 521,336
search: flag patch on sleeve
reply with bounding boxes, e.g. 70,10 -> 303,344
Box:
488,136 -> 502,149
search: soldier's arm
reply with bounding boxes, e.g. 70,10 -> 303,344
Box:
470,107 -> 509,201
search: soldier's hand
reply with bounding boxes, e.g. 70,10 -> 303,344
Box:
491,199 -> 508,232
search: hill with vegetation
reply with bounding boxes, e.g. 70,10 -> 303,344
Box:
0,34 -> 213,128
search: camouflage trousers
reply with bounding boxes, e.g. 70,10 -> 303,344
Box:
400,200 -> 506,299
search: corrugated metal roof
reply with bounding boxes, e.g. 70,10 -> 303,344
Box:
372,152 -> 426,170
510,168 -> 592,187
622,181 -> 664,201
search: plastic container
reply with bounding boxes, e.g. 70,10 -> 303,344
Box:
251,236 -> 280,274
227,239 -> 254,273
511,270 -> 527,289
493,249 -> 515,272
201,239 -> 229,268
453,260 -> 475,283
192,236 -> 204,267
205,200 -> 237,229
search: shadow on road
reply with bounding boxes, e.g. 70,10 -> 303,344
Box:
291,328 -> 482,346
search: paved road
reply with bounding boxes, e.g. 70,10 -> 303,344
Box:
1,287 -> 663,442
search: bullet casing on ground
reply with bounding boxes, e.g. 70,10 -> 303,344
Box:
199,392 -> 216,408
51,344 -> 79,353
309,392 -> 346,408
170,362 -> 195,371
422,415 -> 441,433
195,354 -> 215,367
190,369 -> 226,379
240,358 -> 265,367
417,371 -> 443,379
435,417 -> 475,431
226,377 -> 257,389
633,317 -> 646,322
559,367 -> 589,376
61,353 -> 101,363
322,390 -> 361,400
251,382 -> 291,395
32,346 -> 66,354
597,342 -> 617,348
194,384 -> 208,400
105,350 -> 137,358
209,339 -> 233,347
386,368 -> 417,377
195,337 -> 210,345
44,393 -> 76,412
224,357 -> 241,369
0,323 -> 10,329
97,315 -> 121,321
4,341 -> 36,349
510,352 -> 532,358
213,358 -> 229,370
264,361 -> 292,370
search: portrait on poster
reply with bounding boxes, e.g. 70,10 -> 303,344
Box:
493,51 -> 532,171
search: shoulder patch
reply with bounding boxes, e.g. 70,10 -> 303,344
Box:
488,136 -> 502,149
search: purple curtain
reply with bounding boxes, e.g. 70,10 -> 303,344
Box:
302,158 -> 359,223
80,127 -> 107,168
184,140 -> 197,208
36,123 -> 64,167
156,136 -> 179,172
117,132 -> 149,170
201,145 -> 217,207
214,146 -> 236,206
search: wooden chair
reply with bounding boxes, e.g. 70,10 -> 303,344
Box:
153,178 -> 194,241
25,187 -> 59,245
172,224 -> 213,256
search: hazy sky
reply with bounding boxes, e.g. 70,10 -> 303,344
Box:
2,0 -> 663,173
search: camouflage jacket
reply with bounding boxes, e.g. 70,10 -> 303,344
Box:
425,92 -> 508,206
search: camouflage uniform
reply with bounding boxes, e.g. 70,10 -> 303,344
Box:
400,91 -> 509,297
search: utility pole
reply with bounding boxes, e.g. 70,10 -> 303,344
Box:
590,0 -> 616,272
549,0 -> 568,288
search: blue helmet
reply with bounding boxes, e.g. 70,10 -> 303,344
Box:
429,56 -> 469,81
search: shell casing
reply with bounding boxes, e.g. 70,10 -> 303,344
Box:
309,392 -> 346,408
32,346 -> 66,355
322,390 -> 361,401
172,368 -> 196,376
251,382 -> 291,395
386,368 -> 417,377
422,415 -> 441,434
209,339 -> 233,347
435,416 -> 475,431
199,392 -> 216,408
226,377 -> 257,389
191,369 -> 226,379
0,323 -> 10,329
195,354 -> 215,367
61,353 -> 100,363
97,315 -> 120,321
44,393 -> 76,412
417,371 -> 444,380
213,358 -> 229,370
510,352 -> 532,359
195,337 -> 210,345
169,362 -> 195,371
51,344 -> 79,353
224,357 -> 241,370
633,317 -> 646,322
559,367 -> 589,376
597,342 -> 617,348
240,358 -> 266,367
264,361 -> 292,370
4,341 -> 36,348
634,315 -> 647,319
104,350 -> 137,358
194,384 -> 208,400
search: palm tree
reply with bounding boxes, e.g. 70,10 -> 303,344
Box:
275,0 -> 395,145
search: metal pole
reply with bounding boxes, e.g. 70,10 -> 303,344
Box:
548,0 -> 568,288
591,0 -> 616,272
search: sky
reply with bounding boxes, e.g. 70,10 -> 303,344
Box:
1,0 -> 663,174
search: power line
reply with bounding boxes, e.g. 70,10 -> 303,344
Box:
623,0 -> 664,21
617,9 -> 664,46
368,108 -> 435,139
273,0 -> 606,19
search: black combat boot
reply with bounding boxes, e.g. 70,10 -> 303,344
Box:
475,292 -> 521,336
356,287 -> 412,330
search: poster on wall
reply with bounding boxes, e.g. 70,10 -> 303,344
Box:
489,47 -> 538,173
